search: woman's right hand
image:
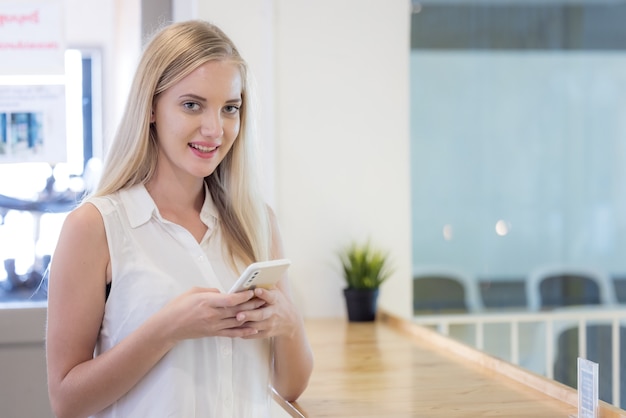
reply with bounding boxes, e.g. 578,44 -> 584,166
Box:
157,287 -> 264,342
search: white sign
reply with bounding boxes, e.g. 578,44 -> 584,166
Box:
0,84 -> 67,164
578,357 -> 599,418
0,2 -> 65,75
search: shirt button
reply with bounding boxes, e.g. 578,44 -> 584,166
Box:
221,344 -> 232,356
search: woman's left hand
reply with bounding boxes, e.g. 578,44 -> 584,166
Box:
231,287 -> 298,339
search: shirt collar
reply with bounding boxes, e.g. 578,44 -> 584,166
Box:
119,182 -> 219,229
199,182 -> 219,228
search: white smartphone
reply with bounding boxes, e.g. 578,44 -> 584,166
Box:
227,259 -> 291,293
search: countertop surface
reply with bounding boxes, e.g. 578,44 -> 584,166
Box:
278,313 -> 625,418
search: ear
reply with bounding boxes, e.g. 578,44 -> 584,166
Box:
150,109 -> 156,123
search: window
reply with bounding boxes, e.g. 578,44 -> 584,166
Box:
0,48 -> 102,301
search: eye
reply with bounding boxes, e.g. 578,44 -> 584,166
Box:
183,101 -> 201,111
223,105 -> 240,115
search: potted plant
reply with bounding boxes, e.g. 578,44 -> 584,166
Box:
339,241 -> 393,322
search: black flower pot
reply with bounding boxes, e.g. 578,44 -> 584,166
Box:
343,288 -> 379,322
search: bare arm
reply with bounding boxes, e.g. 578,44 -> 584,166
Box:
46,203 -> 260,418
239,210 -> 314,402
270,281 -> 314,402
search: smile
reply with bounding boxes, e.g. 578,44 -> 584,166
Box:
189,143 -> 217,153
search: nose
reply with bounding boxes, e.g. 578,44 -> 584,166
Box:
200,110 -> 224,138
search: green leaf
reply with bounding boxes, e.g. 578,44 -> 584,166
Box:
338,241 -> 393,290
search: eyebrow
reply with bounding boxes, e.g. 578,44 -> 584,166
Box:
179,94 -> 242,104
179,94 -> 206,103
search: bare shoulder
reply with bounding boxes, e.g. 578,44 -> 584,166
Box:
48,202 -> 109,309
54,202 -> 109,269
61,202 -> 106,242
64,201 -> 104,230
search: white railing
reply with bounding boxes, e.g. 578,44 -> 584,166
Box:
413,306 -> 626,408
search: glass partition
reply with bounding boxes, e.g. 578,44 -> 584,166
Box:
410,2 -> 626,406
410,1 -> 626,310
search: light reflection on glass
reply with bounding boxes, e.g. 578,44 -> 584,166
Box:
495,220 -> 511,236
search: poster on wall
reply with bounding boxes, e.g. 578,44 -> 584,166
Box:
0,2 -> 65,75
0,85 -> 66,164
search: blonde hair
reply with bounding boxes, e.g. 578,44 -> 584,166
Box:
93,20 -> 270,266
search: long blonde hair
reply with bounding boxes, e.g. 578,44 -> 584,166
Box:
93,20 -> 270,266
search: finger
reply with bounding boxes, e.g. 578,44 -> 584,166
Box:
217,299 -> 265,323
220,296 -> 264,317
218,328 -> 258,339
218,327 -> 259,338
240,329 -> 267,339
232,297 -> 267,312
252,287 -> 276,304
186,286 -> 221,295
218,290 -> 255,308
219,317 -> 249,329
236,305 -> 272,323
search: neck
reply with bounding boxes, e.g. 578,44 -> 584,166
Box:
145,173 -> 205,215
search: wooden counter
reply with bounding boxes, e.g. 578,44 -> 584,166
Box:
275,311 -> 626,418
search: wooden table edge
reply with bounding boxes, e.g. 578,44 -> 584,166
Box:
274,311 -> 626,418
377,310 -> 626,418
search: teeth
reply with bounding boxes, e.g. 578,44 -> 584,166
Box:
190,143 -> 216,153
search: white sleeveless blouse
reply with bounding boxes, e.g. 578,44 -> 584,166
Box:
89,184 -> 272,418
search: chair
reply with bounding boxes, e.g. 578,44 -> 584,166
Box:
553,322 -> 626,409
526,264 -> 617,312
413,266 -> 483,313
521,265 -> 617,377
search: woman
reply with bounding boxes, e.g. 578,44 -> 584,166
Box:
46,20 -> 313,418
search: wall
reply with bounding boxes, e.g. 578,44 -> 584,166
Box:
0,0 -> 412,320
195,0 -> 413,319
0,304 -> 51,418
0,2 -> 412,414
64,0 -> 140,158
